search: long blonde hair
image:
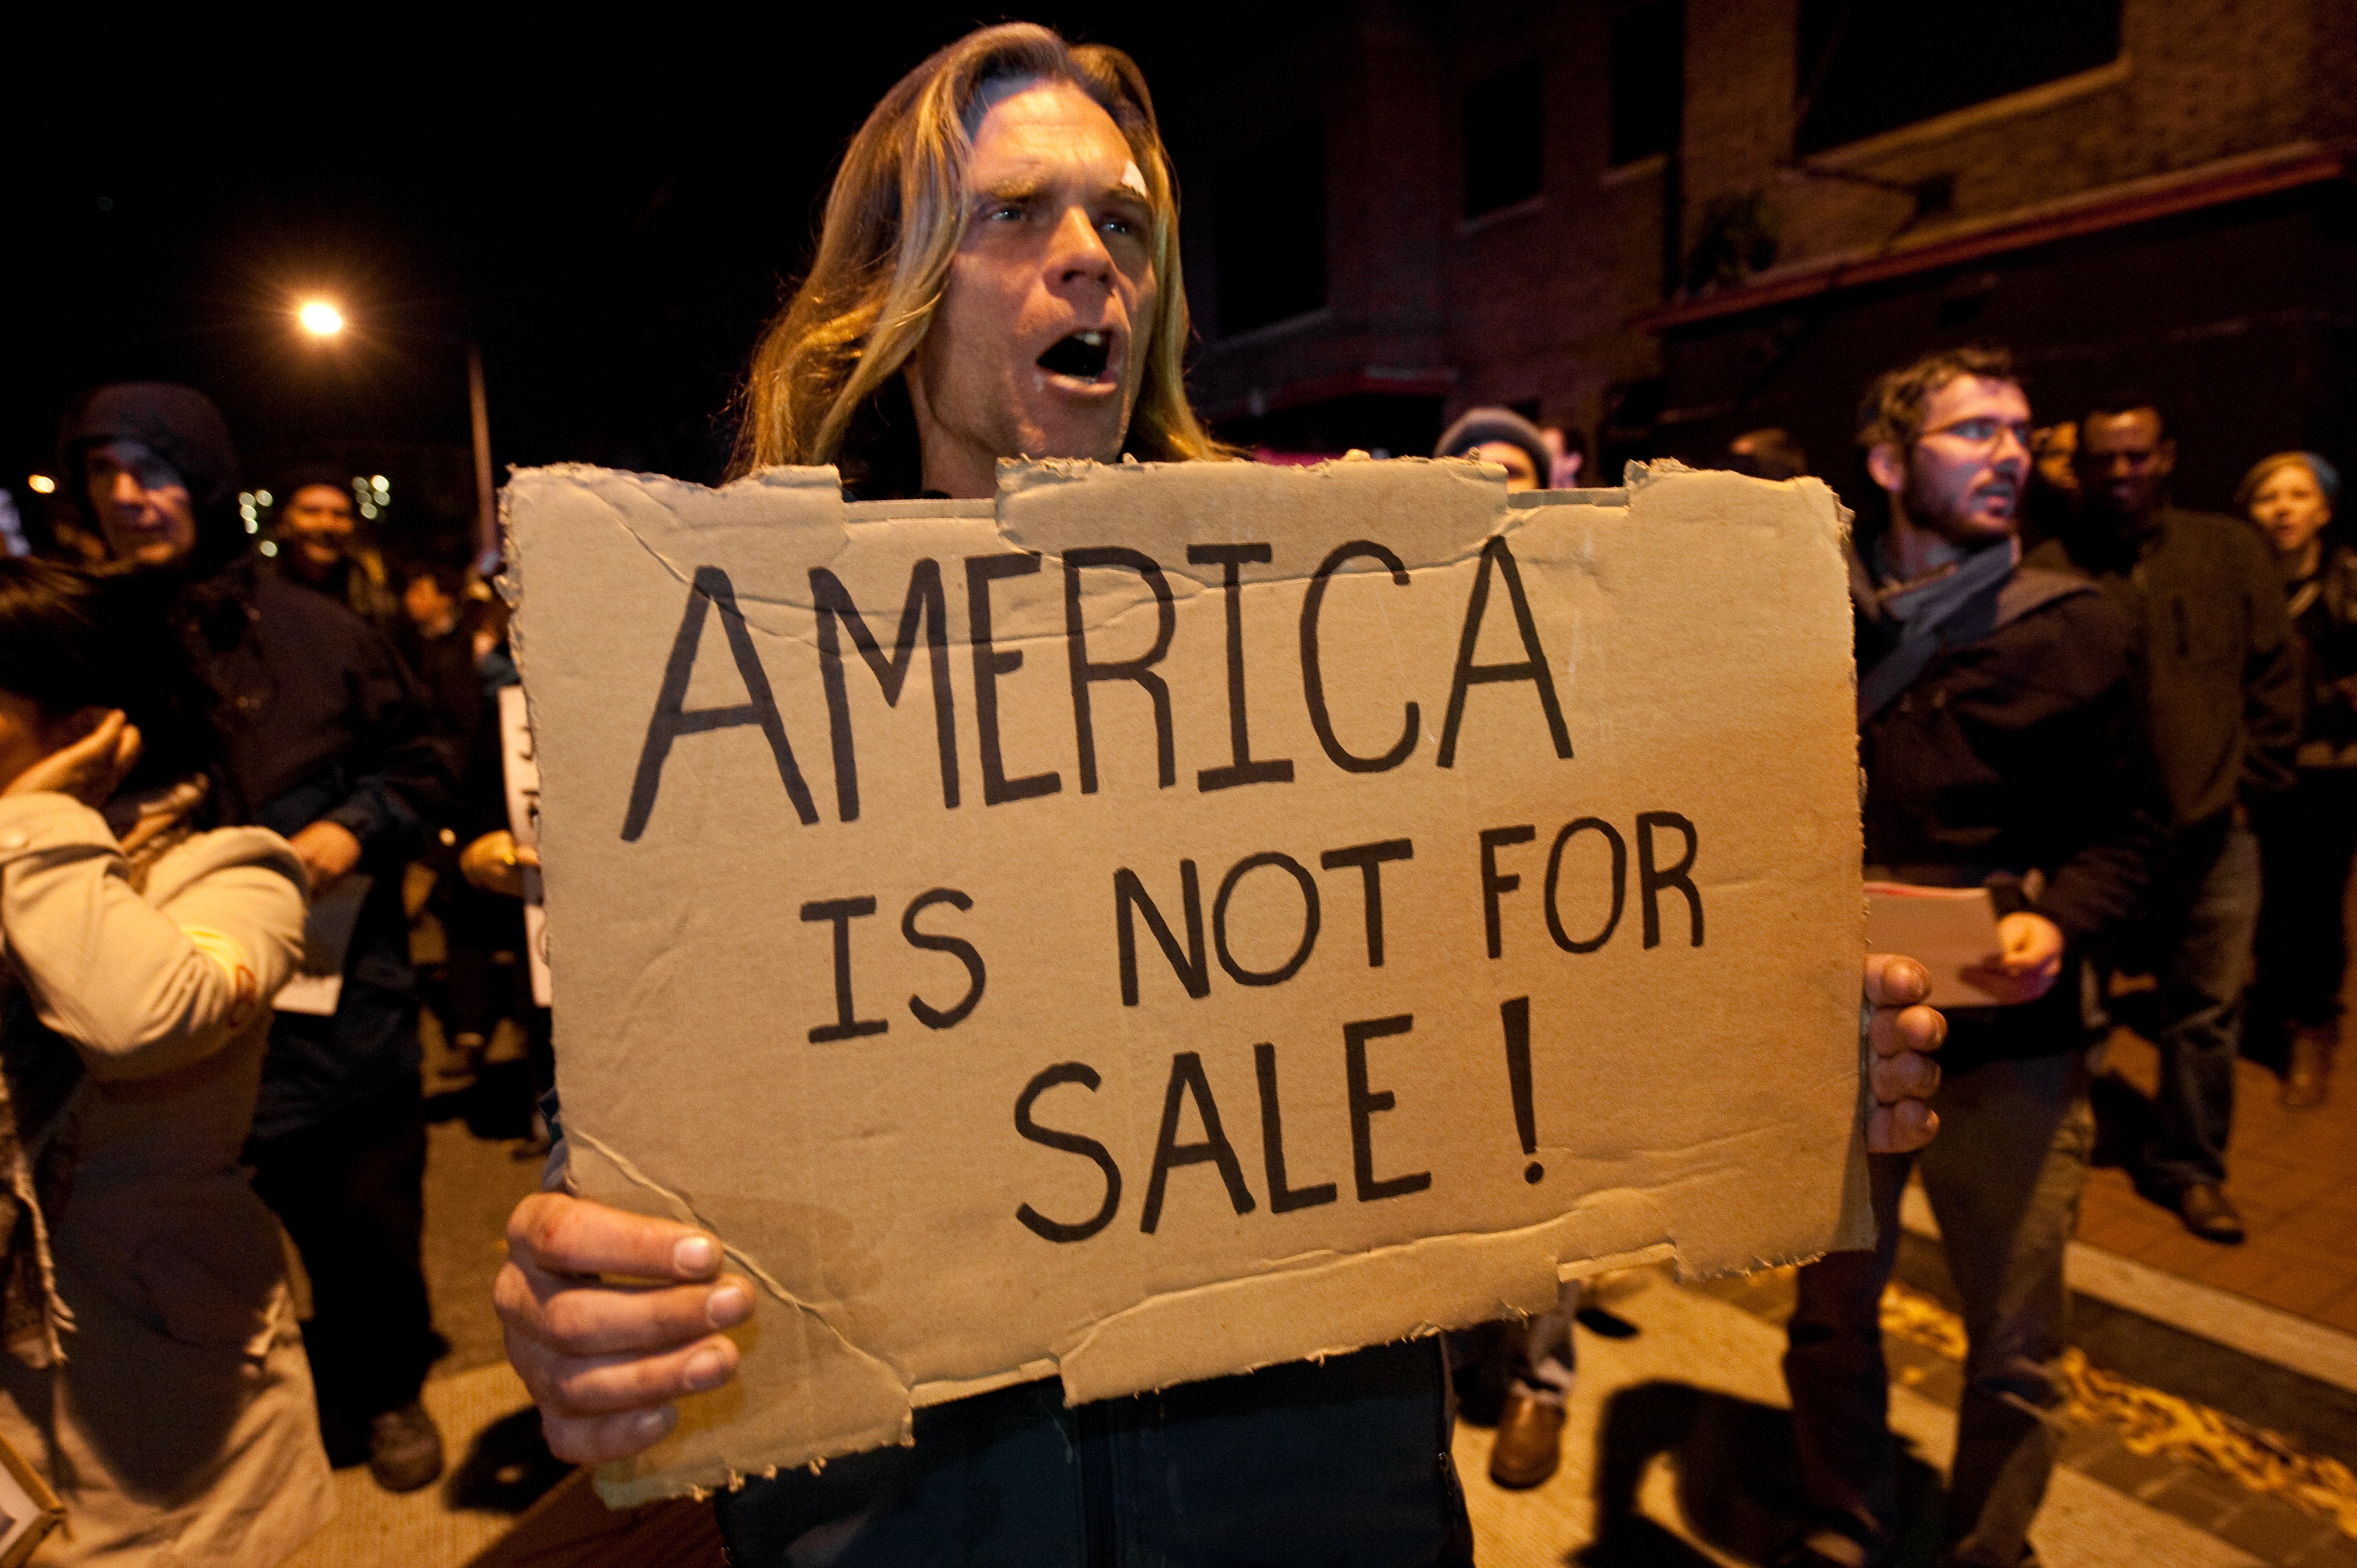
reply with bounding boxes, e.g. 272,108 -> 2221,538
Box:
731,23 -> 1228,492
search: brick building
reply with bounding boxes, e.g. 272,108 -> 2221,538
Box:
1165,0 -> 2356,505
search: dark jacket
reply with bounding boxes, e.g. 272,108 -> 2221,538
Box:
185,559 -> 452,1139
282,550 -> 403,639
712,1339 -> 1469,1568
397,613 -> 493,785
1858,560 -> 2166,1072
2027,508 -> 2299,827
2285,542 -> 2357,764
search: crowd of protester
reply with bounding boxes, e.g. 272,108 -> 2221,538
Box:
9,314 -> 2345,1568
0,20 -> 2347,1568
1433,369 -> 2344,1567
0,380 -> 547,1563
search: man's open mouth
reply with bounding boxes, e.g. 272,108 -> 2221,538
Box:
1037,330 -> 1112,380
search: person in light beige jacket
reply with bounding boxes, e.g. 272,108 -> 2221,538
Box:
0,558 -> 328,1565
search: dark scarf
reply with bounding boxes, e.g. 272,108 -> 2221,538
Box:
1853,536 -> 2021,722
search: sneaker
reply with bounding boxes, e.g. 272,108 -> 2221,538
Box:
368,1401 -> 445,1493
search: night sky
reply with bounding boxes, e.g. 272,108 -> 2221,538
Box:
7,12 -> 1269,548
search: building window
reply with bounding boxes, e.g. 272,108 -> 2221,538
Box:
1215,120 -> 1327,336
1794,0 -> 2121,156
1463,63 -> 1543,217
1609,0 -> 1683,167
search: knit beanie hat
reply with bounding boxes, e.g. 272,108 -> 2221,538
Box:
1435,407 -> 1551,488
54,383 -> 246,574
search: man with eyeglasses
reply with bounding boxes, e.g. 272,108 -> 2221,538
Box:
2029,397 -> 2297,1245
1772,349 -> 2164,1568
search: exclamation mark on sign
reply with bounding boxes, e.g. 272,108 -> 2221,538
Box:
1502,996 -> 1542,1184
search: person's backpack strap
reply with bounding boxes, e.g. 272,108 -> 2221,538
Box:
1992,567 -> 2095,632
1856,629 -> 1949,724
1857,569 -> 2092,725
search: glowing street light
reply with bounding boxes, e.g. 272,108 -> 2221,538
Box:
271,302 -> 498,565
24,476 -> 55,496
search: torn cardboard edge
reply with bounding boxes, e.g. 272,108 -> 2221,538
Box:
588,1048 -> 1876,1507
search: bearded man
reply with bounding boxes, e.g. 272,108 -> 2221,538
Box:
494,25 -> 1946,1564
1774,348 -> 2164,1568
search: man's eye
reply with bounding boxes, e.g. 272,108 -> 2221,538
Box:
985,201 -> 1025,222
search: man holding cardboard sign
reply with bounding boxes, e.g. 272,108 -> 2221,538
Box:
494,23 -> 1945,1563
1783,350 -> 2164,1568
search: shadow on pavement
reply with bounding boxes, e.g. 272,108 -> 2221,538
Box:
1575,1381 -> 1944,1566
445,1408 -> 572,1515
2088,1068 -> 2162,1176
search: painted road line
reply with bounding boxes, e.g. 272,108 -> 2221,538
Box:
1900,1184 -> 2357,1397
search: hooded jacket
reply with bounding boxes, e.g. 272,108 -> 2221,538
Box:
53,384 -> 249,577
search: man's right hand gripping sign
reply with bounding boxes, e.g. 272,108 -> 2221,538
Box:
490,21 -> 1947,1556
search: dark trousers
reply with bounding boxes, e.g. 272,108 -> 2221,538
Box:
1447,1280 -> 1581,1413
2252,768 -> 2357,1036
248,1074 -> 438,1449
715,1339 -> 1471,1567
1784,1052 -> 2092,1567
436,878 -> 529,1045
2139,814 -> 2261,1193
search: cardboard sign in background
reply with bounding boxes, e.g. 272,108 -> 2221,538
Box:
496,683 -> 553,1008
507,458 -> 1866,1502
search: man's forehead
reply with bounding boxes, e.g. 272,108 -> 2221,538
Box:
1925,374 -> 2028,422
973,82 -> 1138,184
2082,408 -> 2162,445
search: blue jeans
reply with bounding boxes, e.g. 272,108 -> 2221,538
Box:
2143,814 -> 2261,1193
1784,1053 -> 2093,1566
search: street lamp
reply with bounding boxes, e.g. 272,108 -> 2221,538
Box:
286,298 -> 497,566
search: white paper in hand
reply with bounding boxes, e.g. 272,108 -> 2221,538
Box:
274,873 -> 376,1016
1864,882 -> 2004,1008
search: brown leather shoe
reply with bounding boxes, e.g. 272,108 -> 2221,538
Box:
2176,1183 -> 2246,1245
1488,1390 -> 1566,1489
2285,1023 -> 2336,1110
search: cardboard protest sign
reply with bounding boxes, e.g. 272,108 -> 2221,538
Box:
506,458 -> 1867,1503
